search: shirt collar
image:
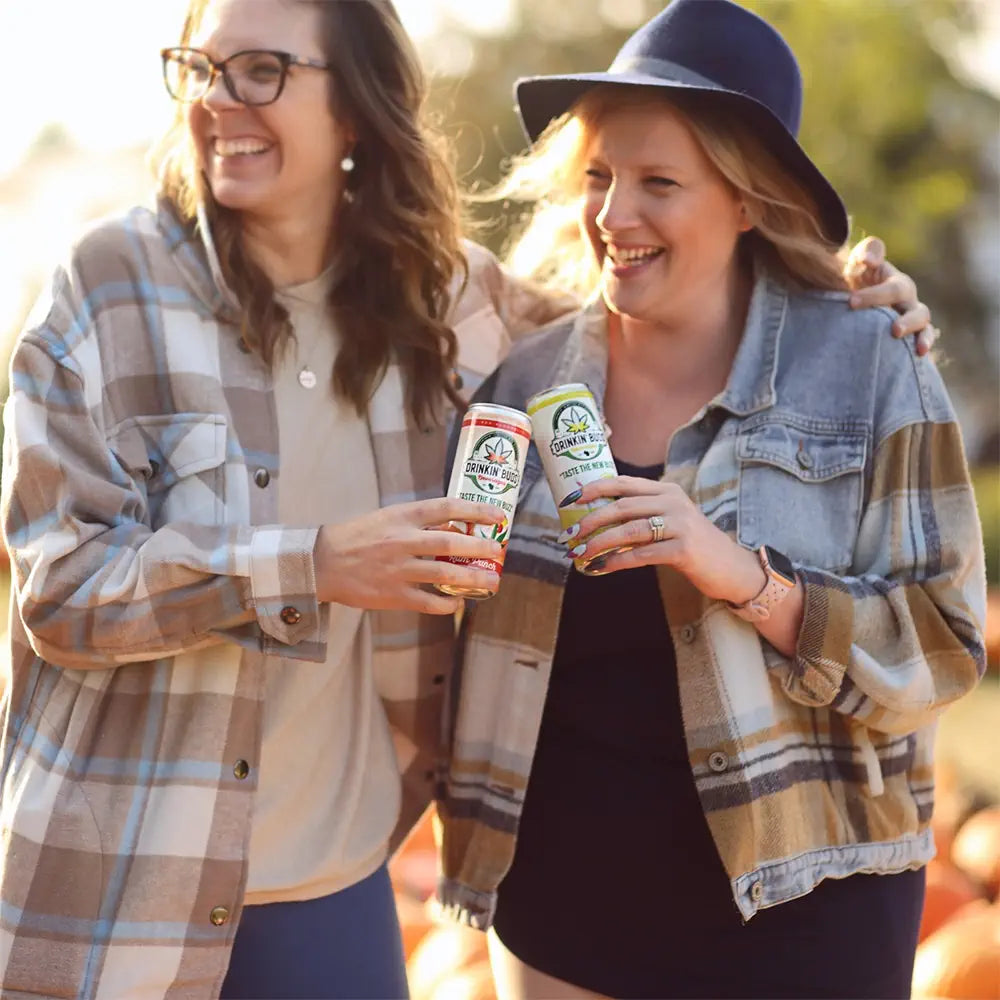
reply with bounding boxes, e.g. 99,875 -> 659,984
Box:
552,270 -> 787,418
715,269 -> 787,417
155,196 -> 242,323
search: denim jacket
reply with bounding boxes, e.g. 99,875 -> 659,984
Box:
436,272 -> 987,928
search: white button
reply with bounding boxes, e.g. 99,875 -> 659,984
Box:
298,368 -> 317,389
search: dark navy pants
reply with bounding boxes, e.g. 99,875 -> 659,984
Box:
221,863 -> 409,1000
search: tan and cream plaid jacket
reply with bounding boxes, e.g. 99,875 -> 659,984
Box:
0,201 -> 570,998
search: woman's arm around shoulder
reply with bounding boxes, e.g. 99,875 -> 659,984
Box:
844,236 -> 937,354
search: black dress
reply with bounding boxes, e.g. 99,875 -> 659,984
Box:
491,458 -> 924,1000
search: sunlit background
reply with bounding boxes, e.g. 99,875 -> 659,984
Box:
4,0 -> 999,165
1,0 -> 529,174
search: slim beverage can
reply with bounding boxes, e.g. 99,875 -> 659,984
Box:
527,382 -> 626,574
435,403 -> 532,599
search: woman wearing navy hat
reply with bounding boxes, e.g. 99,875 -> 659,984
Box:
435,2 -> 987,998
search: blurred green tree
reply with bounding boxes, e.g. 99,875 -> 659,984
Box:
425,0 -> 998,400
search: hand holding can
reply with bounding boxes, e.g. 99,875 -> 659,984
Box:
314,497 -> 506,614
435,404 -> 532,599
527,383 -> 631,574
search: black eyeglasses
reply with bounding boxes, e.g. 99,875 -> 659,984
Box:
161,47 -> 331,107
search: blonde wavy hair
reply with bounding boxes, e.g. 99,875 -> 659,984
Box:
153,0 -> 466,427
493,86 -> 848,298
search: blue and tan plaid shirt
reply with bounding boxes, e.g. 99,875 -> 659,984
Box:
436,276 -> 987,929
0,201 -> 569,999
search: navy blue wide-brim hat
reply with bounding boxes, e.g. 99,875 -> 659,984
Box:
515,0 -> 849,245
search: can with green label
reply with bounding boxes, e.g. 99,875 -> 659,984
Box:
527,382 -> 626,574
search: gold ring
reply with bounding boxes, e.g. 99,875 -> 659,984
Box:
648,515 -> 665,543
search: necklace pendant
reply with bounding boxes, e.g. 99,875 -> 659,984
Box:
298,367 -> 318,389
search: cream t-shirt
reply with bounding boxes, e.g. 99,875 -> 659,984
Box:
244,273 -> 401,904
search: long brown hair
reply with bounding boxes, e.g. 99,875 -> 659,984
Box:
493,86 -> 848,297
154,0 -> 466,427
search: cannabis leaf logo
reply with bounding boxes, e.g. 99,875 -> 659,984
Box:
483,437 -> 513,465
560,405 -> 592,434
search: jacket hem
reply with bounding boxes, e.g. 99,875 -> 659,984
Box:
732,828 -> 936,920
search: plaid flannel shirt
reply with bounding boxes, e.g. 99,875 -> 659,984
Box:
437,277 -> 987,929
0,200 -> 570,999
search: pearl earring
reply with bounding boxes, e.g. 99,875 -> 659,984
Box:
340,154 -> 355,173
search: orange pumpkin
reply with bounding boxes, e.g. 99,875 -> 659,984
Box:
407,923 -> 490,1000
947,898 -> 996,925
389,847 -> 438,901
912,906 -> 1000,999
951,806 -> 1000,899
919,861 -> 985,942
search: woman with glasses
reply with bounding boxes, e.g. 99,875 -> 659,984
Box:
0,0 -> 936,997
0,3 -> 522,998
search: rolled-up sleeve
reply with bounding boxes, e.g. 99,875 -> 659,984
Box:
248,525 -> 327,655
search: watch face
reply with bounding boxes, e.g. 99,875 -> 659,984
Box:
763,545 -> 796,585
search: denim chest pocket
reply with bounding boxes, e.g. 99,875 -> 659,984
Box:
108,413 -> 228,529
736,421 -> 867,572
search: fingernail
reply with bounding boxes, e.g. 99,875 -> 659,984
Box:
557,524 -> 580,544
849,294 -> 861,308
864,253 -> 879,267
559,489 -> 583,508
570,543 -> 587,558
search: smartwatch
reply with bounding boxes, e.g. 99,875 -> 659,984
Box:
728,545 -> 797,623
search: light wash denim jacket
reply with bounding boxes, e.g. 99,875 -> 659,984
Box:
437,271 -> 987,928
